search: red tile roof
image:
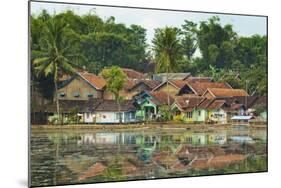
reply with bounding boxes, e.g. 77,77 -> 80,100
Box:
126,80 -> 161,91
121,68 -> 145,80
205,88 -> 249,98
174,96 -> 205,112
169,80 -> 190,89
122,80 -> 138,91
148,91 -> 175,105
139,80 -> 162,90
206,99 -> 226,110
78,72 -> 106,90
94,100 -> 136,112
188,82 -> 232,95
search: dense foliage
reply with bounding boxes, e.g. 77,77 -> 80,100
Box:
31,10 -> 267,97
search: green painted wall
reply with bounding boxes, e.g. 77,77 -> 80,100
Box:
136,99 -> 157,121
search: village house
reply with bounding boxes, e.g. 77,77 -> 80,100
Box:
134,91 -> 174,121
153,80 -> 231,97
57,72 -> 107,100
94,100 -> 138,124
171,96 -> 206,123
45,98 -> 102,124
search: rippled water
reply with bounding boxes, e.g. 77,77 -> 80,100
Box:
30,126 -> 267,187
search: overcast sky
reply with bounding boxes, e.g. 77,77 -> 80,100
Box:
31,1 -> 267,46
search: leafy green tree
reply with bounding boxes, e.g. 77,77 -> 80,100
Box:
101,66 -> 126,123
181,20 -> 198,60
197,16 -> 237,68
32,18 -> 83,123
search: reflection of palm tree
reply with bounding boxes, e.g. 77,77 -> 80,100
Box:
48,134 -> 61,185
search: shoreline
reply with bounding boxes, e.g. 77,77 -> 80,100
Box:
31,123 -> 267,133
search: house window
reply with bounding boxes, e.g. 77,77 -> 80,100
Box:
59,92 -> 65,97
186,137 -> 192,143
87,93 -> 93,97
187,112 -> 193,118
115,113 -> 122,120
73,92 -> 80,97
198,110 -> 201,116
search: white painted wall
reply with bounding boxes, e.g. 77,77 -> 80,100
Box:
95,112 -> 124,123
83,112 -> 94,123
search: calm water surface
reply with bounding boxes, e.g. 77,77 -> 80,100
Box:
30,126 -> 267,187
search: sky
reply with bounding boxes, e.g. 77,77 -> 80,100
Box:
30,1 -> 267,47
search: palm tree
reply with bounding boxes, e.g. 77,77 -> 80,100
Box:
152,27 -> 182,110
32,18 -> 82,124
101,66 -> 126,123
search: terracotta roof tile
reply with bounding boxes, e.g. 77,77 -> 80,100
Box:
139,80 -> 161,89
198,98 -> 213,109
123,80 -> 138,91
169,80 -> 190,89
175,96 -> 205,112
94,100 -> 136,112
234,96 -> 258,109
206,88 -> 249,97
121,68 -> 145,80
188,82 -> 231,95
206,99 -> 226,110
78,72 -> 106,90
149,91 -> 175,105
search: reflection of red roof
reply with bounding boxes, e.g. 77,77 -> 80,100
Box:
78,72 -> 106,90
191,154 -> 246,170
121,68 -> 145,80
78,162 -> 106,181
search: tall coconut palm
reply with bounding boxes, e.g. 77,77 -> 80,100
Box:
152,27 -> 182,111
32,18 -> 83,124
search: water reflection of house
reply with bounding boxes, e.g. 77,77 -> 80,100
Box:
77,133 -> 120,145
182,132 -> 208,145
207,132 -> 227,145
77,133 -> 139,145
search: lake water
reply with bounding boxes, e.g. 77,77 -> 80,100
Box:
30,126 -> 267,187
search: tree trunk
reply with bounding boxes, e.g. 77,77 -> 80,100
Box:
166,68 -> 170,120
54,80 -> 61,125
117,99 -> 122,124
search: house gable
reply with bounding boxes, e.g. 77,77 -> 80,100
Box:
178,85 -> 197,95
57,75 -> 103,100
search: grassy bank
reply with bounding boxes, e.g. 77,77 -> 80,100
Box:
31,122 -> 267,133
